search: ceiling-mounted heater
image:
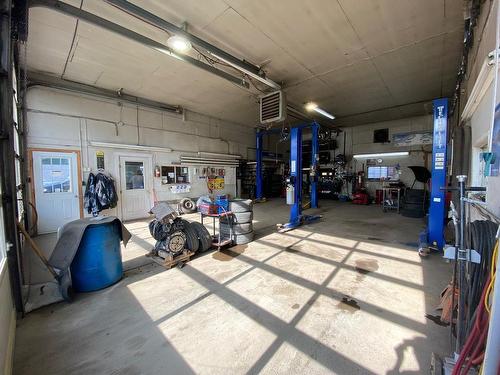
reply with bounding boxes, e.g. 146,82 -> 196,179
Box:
260,91 -> 286,124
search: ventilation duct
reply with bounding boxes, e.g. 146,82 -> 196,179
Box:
260,91 -> 286,124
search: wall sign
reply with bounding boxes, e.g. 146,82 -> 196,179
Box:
392,131 -> 433,147
96,151 -> 105,169
208,176 -> 225,190
170,184 -> 191,193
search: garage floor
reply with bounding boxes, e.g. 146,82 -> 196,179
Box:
14,200 -> 451,375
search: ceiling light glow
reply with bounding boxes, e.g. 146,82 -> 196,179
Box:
305,102 -> 318,111
167,35 -> 192,53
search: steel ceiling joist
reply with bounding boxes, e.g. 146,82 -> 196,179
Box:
103,0 -> 281,90
28,0 -> 250,89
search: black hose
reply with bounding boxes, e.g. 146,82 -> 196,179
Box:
465,220 -> 498,335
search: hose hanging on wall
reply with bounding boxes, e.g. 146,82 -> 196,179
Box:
453,239 -> 498,375
466,220 -> 498,334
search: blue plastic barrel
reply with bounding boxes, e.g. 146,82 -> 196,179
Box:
70,221 -> 123,292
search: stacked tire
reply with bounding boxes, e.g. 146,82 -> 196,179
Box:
180,219 -> 212,253
220,199 -> 254,245
401,189 -> 428,218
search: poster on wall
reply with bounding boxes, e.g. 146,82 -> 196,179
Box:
96,151 -> 105,169
208,176 -> 225,190
392,131 -> 433,147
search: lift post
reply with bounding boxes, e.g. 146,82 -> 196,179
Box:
428,98 -> 448,250
256,130 -> 264,200
255,122 -> 321,232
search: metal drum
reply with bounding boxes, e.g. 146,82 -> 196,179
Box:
70,221 -> 123,292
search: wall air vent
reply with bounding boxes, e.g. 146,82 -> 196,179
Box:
260,91 -> 286,124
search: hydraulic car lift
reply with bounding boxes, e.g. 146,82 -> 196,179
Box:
427,98 -> 449,250
256,121 -> 321,232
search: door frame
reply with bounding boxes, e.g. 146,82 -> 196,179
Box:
113,152 -> 153,221
29,148 -> 84,228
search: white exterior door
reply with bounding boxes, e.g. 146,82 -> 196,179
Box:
119,156 -> 152,221
32,151 -> 80,234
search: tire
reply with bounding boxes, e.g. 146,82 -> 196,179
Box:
229,199 -> 253,213
224,231 -> 254,245
405,189 -> 426,198
404,190 -> 427,204
404,199 -> 425,205
190,222 -> 212,252
182,221 -> 199,252
401,208 -> 425,218
220,222 -> 253,235
220,211 -> 253,224
403,202 -> 425,210
180,198 -> 196,214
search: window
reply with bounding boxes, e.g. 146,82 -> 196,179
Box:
367,166 -> 397,180
175,167 -> 189,183
161,166 -> 176,184
125,161 -> 144,190
161,166 -> 189,184
472,144 -> 488,187
41,157 -> 72,193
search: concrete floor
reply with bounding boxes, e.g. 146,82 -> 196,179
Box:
14,200 -> 452,375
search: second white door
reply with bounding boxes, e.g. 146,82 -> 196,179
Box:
119,156 -> 152,221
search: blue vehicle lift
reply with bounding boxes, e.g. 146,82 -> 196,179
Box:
256,121 -> 321,232
427,98 -> 449,250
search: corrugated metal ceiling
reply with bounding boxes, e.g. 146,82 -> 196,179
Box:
26,0 -> 465,126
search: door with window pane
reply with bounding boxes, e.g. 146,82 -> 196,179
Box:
119,156 -> 152,221
32,151 -> 80,233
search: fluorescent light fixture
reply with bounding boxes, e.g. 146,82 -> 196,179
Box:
313,107 -> 335,120
208,52 -> 281,90
167,35 -> 192,53
89,141 -> 172,153
304,102 -> 335,120
197,151 -> 241,159
353,151 -> 409,159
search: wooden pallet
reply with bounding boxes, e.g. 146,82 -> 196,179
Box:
150,250 -> 195,269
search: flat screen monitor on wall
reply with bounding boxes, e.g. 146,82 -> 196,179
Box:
373,128 -> 389,143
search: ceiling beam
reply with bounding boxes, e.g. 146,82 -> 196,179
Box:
103,0 -> 281,90
29,0 -> 250,89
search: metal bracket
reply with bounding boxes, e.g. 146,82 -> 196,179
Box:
443,245 -> 481,263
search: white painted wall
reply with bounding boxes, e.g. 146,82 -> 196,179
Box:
339,115 -> 433,196
469,81 -> 494,187
262,116 -> 432,197
461,0 -> 500,218
26,86 -> 256,219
